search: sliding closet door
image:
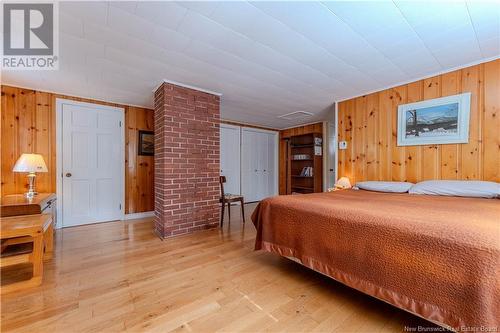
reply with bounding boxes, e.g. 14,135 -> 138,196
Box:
220,124 -> 241,195
266,132 -> 277,197
241,129 -> 257,202
257,132 -> 269,199
241,128 -> 278,202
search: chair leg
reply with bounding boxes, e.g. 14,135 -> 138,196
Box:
240,198 -> 245,223
220,202 -> 225,227
227,202 -> 231,221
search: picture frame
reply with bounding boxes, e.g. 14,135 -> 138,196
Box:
138,130 -> 154,156
397,92 -> 471,146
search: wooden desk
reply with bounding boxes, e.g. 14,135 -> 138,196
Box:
1,193 -> 57,220
0,214 -> 53,294
0,193 -> 56,259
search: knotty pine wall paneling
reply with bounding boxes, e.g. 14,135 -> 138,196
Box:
125,106 -> 154,214
1,85 -> 154,214
337,59 -> 499,184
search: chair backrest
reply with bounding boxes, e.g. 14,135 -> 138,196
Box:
219,176 -> 226,197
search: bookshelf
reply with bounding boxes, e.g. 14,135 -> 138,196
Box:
287,133 -> 323,194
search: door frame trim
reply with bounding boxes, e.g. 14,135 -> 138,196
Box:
55,98 -> 125,229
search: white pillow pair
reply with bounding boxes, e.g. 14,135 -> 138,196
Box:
354,180 -> 500,199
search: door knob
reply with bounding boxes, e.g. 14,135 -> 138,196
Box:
66,173 -> 72,177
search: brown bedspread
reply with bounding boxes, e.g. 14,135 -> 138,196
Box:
251,190 -> 500,330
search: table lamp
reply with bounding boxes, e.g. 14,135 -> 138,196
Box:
12,153 -> 48,198
335,177 -> 352,189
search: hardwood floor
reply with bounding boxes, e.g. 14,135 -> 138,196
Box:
1,203 -> 437,332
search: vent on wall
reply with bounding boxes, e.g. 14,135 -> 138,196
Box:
277,111 -> 314,120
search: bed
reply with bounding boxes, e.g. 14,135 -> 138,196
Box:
251,189 -> 500,330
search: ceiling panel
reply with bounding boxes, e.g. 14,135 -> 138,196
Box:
2,1 -> 498,129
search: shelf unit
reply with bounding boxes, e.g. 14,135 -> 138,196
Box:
286,133 -> 323,194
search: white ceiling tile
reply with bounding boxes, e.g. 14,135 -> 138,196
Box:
322,1 -> 406,36
375,35 -> 428,59
4,1 -> 497,128
107,6 -> 155,40
412,23 -> 478,51
353,52 -> 399,75
210,2 -> 351,81
368,65 -> 409,86
175,1 -> 220,17
432,40 -> 484,68
177,10 -> 346,91
108,1 -> 137,14
2,71 -> 43,88
250,2 -> 397,76
396,1 -> 470,31
134,2 -> 187,31
149,25 -> 191,52
182,39 -> 329,98
389,49 -> 441,77
478,37 -> 500,58
59,12 -> 84,38
60,2 -> 108,26
60,32 -> 105,60
467,1 -> 500,57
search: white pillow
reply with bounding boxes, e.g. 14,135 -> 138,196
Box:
409,180 -> 500,198
354,181 -> 414,193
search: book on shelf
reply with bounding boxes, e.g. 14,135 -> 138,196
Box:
299,166 -> 313,177
292,154 -> 311,160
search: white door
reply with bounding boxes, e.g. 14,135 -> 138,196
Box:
241,129 -> 256,202
220,124 -> 241,195
59,100 -> 124,227
241,128 -> 278,202
257,133 -> 269,199
265,132 -> 277,197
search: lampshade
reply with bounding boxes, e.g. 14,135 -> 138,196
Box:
13,153 -> 48,173
335,177 -> 351,189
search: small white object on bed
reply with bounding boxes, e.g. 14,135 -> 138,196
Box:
354,181 -> 414,193
409,180 -> 500,198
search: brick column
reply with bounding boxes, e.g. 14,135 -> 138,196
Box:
154,82 -> 220,238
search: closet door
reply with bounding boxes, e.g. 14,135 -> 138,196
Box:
266,132 -> 277,197
241,128 -> 278,202
220,124 -> 241,195
241,129 -> 257,202
257,133 -> 269,201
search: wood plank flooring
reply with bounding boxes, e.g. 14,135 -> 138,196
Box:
1,203 -> 438,332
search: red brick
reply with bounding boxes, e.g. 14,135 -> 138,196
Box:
154,82 -> 220,239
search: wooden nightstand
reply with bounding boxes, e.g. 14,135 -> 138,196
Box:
1,193 -> 57,223
1,214 -> 53,293
0,193 -> 56,259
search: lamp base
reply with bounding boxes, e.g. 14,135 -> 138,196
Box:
25,172 -> 38,199
24,190 -> 38,199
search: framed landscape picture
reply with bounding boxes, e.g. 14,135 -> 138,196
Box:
138,130 -> 154,156
397,92 -> 471,146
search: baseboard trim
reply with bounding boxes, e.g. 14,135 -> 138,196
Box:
124,211 -> 154,220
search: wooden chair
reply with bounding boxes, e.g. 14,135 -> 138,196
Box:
219,176 -> 245,227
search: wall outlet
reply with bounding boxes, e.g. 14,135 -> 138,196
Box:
339,141 -> 348,150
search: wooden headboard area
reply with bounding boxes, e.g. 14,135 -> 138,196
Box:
338,59 -> 499,185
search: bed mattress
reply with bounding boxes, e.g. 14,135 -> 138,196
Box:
251,190 -> 500,330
